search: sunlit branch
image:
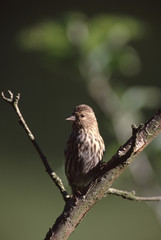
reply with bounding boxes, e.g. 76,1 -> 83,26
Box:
107,188 -> 161,201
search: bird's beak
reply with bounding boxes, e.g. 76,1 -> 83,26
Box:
66,115 -> 76,121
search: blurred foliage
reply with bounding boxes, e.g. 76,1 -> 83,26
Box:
19,20 -> 71,57
19,14 -> 145,76
1,10 -> 161,240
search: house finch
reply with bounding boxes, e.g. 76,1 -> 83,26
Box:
65,104 -> 105,195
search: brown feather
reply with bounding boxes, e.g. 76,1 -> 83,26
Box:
65,104 -> 105,195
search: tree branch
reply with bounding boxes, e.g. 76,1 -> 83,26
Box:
43,107 -> 161,240
2,90 -> 161,240
107,188 -> 161,201
1,90 -> 70,201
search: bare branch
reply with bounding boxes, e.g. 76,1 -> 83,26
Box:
107,188 -> 161,201
1,90 -> 70,201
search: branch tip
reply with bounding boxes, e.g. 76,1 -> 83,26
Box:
1,90 -> 21,107
14,93 -> 20,104
8,90 -> 13,99
131,123 -> 138,130
107,188 -> 161,202
1,90 -> 13,102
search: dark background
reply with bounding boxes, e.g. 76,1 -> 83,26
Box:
1,1 -> 161,240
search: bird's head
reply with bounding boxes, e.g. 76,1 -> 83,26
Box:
66,104 -> 98,130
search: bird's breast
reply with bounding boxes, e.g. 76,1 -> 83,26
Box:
76,129 -> 104,166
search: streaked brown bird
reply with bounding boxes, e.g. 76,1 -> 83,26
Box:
65,104 -> 105,195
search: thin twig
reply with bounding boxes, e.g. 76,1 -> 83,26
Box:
1,90 -> 70,201
107,188 -> 161,201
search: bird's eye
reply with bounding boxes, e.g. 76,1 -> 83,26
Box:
81,114 -> 85,118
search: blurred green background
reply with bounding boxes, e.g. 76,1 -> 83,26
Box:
1,1 -> 161,239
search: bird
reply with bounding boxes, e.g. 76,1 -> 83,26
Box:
65,104 -> 105,195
